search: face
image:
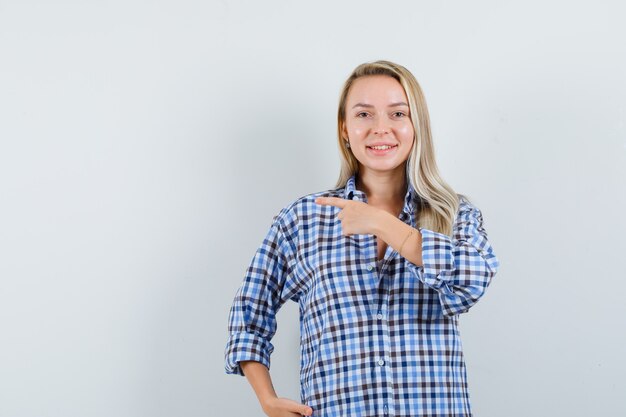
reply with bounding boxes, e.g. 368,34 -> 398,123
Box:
342,75 -> 414,175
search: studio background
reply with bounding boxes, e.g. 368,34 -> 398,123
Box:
1,1 -> 624,416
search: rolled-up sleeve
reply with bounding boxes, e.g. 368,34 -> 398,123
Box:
224,216 -> 298,376
405,197 -> 500,317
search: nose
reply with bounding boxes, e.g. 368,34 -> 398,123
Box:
373,118 -> 389,135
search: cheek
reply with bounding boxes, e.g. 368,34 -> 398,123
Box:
347,122 -> 368,137
353,127 -> 367,137
398,124 -> 414,139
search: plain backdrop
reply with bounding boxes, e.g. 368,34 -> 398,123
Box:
1,1 -> 625,416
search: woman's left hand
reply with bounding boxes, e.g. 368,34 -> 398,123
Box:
315,196 -> 384,236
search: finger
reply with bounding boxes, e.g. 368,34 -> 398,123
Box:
314,196 -> 348,208
283,398 -> 313,416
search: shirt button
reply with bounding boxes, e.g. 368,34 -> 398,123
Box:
378,359 -> 385,366
366,264 -> 374,272
383,404 -> 389,415
376,312 -> 383,320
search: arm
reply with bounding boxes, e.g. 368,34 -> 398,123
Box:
373,210 -> 423,267
224,214 -> 313,415
374,198 -> 500,317
240,361 -> 313,417
224,220 -> 293,376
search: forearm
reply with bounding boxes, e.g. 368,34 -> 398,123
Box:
240,360 -> 277,409
373,211 -> 422,266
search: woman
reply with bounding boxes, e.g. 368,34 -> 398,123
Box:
224,60 -> 500,417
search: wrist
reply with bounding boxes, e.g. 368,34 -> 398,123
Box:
260,393 -> 278,411
372,209 -> 393,237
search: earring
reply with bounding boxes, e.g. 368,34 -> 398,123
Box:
345,141 -> 351,149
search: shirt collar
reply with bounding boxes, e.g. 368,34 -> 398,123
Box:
343,173 -> 419,213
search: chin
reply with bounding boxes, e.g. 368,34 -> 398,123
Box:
363,164 -> 403,173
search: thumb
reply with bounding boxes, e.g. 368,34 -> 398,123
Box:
299,405 -> 313,416
284,398 -> 313,416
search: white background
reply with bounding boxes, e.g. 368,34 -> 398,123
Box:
1,1 -> 625,416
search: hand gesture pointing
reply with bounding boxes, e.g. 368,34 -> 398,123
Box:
315,196 -> 383,236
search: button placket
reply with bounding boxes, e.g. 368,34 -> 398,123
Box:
380,272 -> 393,417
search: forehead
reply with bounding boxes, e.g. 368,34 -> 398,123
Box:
346,75 -> 407,104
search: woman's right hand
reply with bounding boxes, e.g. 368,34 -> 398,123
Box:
238,361 -> 313,416
261,396 -> 313,417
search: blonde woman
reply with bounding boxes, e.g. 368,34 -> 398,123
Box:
224,60 -> 500,417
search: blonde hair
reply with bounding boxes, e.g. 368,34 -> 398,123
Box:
335,60 -> 467,236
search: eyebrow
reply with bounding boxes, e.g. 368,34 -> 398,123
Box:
351,102 -> 409,109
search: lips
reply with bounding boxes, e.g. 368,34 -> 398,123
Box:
366,144 -> 397,150
366,144 -> 398,156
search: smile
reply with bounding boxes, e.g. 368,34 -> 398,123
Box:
366,144 -> 398,155
367,145 -> 396,150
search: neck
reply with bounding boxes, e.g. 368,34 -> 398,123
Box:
355,166 -> 407,205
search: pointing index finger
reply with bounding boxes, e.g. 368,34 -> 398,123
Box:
314,196 -> 348,208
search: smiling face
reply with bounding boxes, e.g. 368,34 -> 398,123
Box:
342,75 -> 415,176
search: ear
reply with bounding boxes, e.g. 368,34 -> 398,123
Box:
341,124 -> 348,141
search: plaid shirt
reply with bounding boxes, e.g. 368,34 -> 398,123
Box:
224,174 -> 500,416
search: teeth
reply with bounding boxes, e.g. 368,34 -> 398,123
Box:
370,145 -> 394,150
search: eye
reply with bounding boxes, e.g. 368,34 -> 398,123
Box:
356,112 -> 370,118
393,111 -> 407,118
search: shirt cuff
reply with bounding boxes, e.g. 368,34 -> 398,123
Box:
404,227 -> 464,317
224,331 -> 274,376
415,227 -> 456,289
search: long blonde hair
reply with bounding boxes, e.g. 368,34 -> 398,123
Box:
335,60 -> 466,236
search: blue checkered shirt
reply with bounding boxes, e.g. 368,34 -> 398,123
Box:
225,174 -> 500,416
